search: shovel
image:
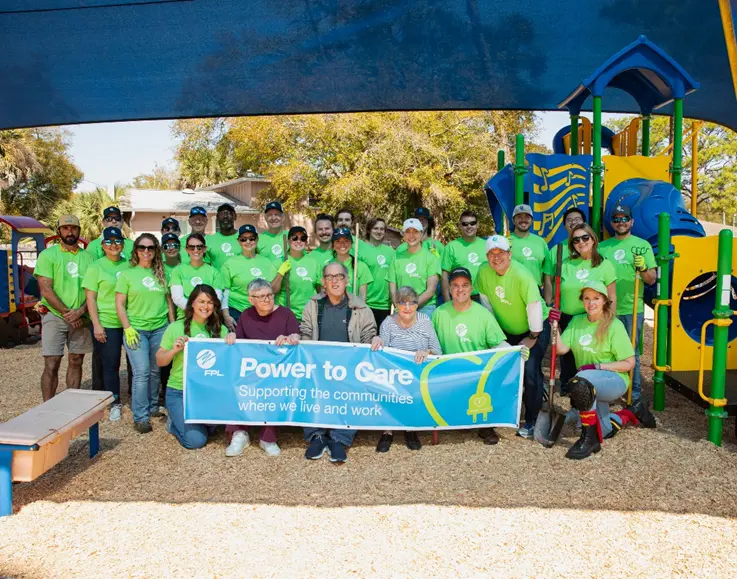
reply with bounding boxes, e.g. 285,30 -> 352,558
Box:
534,243 -> 565,448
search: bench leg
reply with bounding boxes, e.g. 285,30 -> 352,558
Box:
0,449 -> 12,517
432,431 -> 439,446
89,423 -> 99,459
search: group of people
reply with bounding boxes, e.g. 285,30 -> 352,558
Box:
34,199 -> 656,463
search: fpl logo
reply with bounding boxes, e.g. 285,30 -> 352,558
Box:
579,334 -> 593,347
196,349 -> 223,376
296,267 -> 308,277
272,245 -> 283,256
142,276 -> 161,291
495,285 -> 511,305
455,323 -> 468,337
468,252 -> 479,265
250,268 -> 262,276
221,242 -> 232,254
66,262 -> 80,278
522,247 -> 532,258
405,263 -> 417,274
576,269 -> 590,281
377,255 -> 387,266
614,249 -> 626,263
191,276 -> 203,286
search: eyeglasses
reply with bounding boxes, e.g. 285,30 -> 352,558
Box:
460,220 -> 477,227
163,242 -> 180,250
249,293 -> 274,302
291,235 -> 308,242
572,234 -> 592,245
136,245 -> 155,252
324,274 -> 346,282
102,239 -> 123,246
239,236 -> 257,243
187,244 -> 205,251
612,217 -> 631,223
398,301 -> 418,308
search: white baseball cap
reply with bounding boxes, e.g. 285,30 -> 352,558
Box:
402,218 -> 424,233
513,204 -> 533,217
486,234 -> 511,252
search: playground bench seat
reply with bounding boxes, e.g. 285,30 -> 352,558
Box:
0,389 -> 113,516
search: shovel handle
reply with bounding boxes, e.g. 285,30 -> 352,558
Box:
549,243 -> 564,407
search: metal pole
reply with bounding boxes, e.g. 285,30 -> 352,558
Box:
707,230 -> 733,445
691,122 -> 699,216
514,133 -> 525,206
672,98 -> 684,191
497,149 -> 505,171
653,212 -> 671,412
592,96 -> 603,236
569,114 -> 579,155
642,115 -> 651,157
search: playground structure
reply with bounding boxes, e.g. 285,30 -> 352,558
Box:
486,36 -> 737,446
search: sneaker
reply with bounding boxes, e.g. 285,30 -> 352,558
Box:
225,431 -> 250,456
134,421 -> 152,434
150,409 -> 165,418
305,436 -> 327,460
109,404 -> 122,422
165,414 -> 173,435
517,422 -> 535,439
327,440 -> 348,464
259,440 -> 281,457
376,433 -> 393,453
404,431 -> 422,451
158,405 -> 167,415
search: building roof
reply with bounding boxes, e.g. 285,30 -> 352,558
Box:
118,188 -> 258,214
198,175 -> 268,191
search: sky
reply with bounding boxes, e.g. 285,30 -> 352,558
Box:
66,112 -> 628,191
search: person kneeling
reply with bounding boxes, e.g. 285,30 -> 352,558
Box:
156,284 -> 234,449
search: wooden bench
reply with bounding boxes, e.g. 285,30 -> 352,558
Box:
0,389 -> 113,516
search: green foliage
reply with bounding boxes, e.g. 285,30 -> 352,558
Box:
172,119 -> 237,188
131,163 -> 181,190
49,185 -> 128,240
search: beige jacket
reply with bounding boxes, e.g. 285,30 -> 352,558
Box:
300,292 -> 377,344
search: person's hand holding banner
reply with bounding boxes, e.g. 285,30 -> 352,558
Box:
275,334 -> 300,346
415,349 -> 430,364
371,336 -> 384,351
172,335 -> 188,352
225,333 -> 237,346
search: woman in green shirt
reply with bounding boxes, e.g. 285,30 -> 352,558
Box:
276,226 -> 320,321
157,284 -> 235,449
362,217 -> 395,328
82,226 -> 131,420
161,232 -> 182,283
555,280 -> 654,460
331,227 -> 373,300
115,233 -> 175,434
171,233 -> 224,318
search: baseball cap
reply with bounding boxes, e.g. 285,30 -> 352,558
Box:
414,207 -> 431,220
102,226 -> 123,240
513,204 -> 533,218
238,224 -> 258,237
217,203 -> 236,214
57,215 -> 80,228
161,233 -> 180,246
611,204 -> 632,218
485,234 -> 511,252
402,218 -> 424,233
189,206 -> 207,217
161,217 -> 180,229
448,267 -> 472,283
580,280 -> 609,297
332,227 -> 352,241
103,206 -> 122,219
288,226 -> 307,238
264,200 -> 284,214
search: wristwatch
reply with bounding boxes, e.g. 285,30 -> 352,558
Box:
528,332 -> 540,339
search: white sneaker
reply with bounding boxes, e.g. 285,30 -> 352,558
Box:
225,431 -> 250,456
109,404 -> 122,422
259,440 -> 281,457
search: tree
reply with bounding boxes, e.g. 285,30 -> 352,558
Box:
131,163 -> 182,190
49,185 -> 128,240
172,119 -> 237,188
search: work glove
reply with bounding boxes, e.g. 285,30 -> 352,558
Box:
124,327 -> 140,350
278,260 -> 292,276
429,247 -> 441,259
578,363 -> 600,372
634,255 -> 646,272
520,346 -> 530,361
548,307 -> 561,322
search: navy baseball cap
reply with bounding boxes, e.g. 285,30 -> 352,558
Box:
264,201 -> 284,213
612,204 -> 633,218
161,233 -> 180,245
103,206 -> 122,219
102,226 -> 123,240
238,224 -> 258,237
332,227 -> 352,241
217,203 -> 236,214
448,267 -> 472,283
414,207 -> 431,220
288,226 -> 308,238
161,217 -> 179,229
189,206 -> 207,217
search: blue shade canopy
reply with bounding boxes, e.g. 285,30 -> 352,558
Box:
0,0 -> 731,130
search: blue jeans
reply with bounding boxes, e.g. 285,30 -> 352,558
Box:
507,320 -> 551,424
91,326 -> 124,402
419,304 -> 436,317
165,387 -> 208,449
123,325 -> 167,423
576,369 -> 628,438
618,313 -> 644,401
304,427 -> 356,447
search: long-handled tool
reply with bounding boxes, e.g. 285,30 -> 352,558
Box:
282,234 -> 290,309
534,243 -> 564,448
627,247 -> 647,404
353,224 -> 360,294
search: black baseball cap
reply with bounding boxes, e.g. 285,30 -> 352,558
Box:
102,226 -> 123,240
161,217 -> 180,229
103,206 -> 122,219
189,206 -> 207,217
611,204 -> 633,218
448,267 -> 472,283
264,201 -> 284,214
288,226 -> 308,238
161,233 -> 180,245
217,203 -> 236,214
332,227 -> 352,241
414,207 -> 431,220
238,224 -> 258,237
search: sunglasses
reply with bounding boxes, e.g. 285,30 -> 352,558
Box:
103,216 -> 120,223
291,235 -> 308,242
239,236 -> 257,243
612,217 -> 631,223
163,242 -> 180,250
572,234 -> 592,245
102,239 -> 123,246
162,226 -> 179,233
136,245 -> 155,252
187,244 -> 205,251
460,220 -> 477,227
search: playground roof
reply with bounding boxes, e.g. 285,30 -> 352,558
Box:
0,216 -> 53,235
0,0 -> 735,130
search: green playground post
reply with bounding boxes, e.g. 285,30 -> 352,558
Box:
591,96 -> 603,236
497,149 -> 505,171
672,99 -> 684,190
653,212 -> 672,412
642,115 -> 651,157
706,230 -> 733,446
569,113 -> 579,155
514,133 -> 525,206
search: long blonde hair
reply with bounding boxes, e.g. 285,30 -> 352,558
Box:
580,288 -> 615,344
130,233 -> 168,291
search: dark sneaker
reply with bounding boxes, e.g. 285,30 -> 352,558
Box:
478,427 -> 500,445
150,409 -> 165,418
404,431 -> 422,451
327,440 -> 348,464
305,436 -> 327,460
134,421 -> 152,434
628,397 -> 657,429
376,433 -> 393,453
516,422 -> 535,439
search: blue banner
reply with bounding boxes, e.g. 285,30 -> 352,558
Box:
484,163 -> 515,234
183,340 -> 524,430
526,153 -> 592,248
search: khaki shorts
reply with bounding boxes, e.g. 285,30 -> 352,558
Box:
41,313 -> 93,357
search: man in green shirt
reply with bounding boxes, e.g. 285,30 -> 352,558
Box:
257,200 -> 287,264
333,208 -> 370,262
35,215 -> 94,401
599,204 -> 656,401
441,210 -> 487,302
431,266 -> 507,445
474,234 -> 551,438
205,203 -> 239,270
86,206 -> 135,260
179,206 -> 208,263
510,204 -> 553,303
310,213 -> 335,267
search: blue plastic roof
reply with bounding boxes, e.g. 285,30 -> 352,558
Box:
0,1 -> 732,130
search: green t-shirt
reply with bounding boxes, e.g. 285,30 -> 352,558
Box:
276,253 -> 321,321
387,247 -> 441,306
441,237 -> 487,294
86,236 -> 135,261
431,301 -> 507,354
205,232 -> 239,270
599,235 -> 656,315
474,261 -> 543,336
160,320 -> 228,391
171,262 -> 224,319
163,261 -> 181,285
396,238 -> 445,258
82,257 -> 131,328
114,266 -> 170,330
349,239 -> 372,264
510,232 -> 553,287
309,246 -> 334,269
560,314 -> 635,388
361,243 -> 396,309
221,254 -> 277,312
331,257 -> 374,296
559,257 -> 617,316
256,230 -> 287,265
34,245 -> 95,318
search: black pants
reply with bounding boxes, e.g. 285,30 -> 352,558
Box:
92,333 -> 133,397
159,363 -> 172,407
507,321 -> 551,424
370,308 -> 391,330
558,313 -> 576,392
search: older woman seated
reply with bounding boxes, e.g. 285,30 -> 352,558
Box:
371,286 -> 442,452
